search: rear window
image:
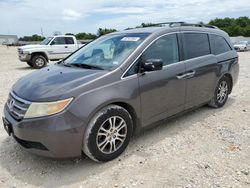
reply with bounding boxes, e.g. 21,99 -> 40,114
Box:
65,37 -> 74,44
183,33 -> 210,59
210,34 -> 231,55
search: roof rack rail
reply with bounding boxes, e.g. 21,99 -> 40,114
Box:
151,22 -> 218,29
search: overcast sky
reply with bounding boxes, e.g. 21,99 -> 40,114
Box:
0,0 -> 250,37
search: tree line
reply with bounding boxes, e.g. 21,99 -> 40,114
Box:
19,28 -> 118,41
209,16 -> 250,37
19,16 -> 250,41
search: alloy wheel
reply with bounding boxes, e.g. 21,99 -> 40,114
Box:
217,80 -> 228,104
96,116 -> 127,154
35,58 -> 45,67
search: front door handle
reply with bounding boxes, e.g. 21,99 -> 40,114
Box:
65,46 -> 68,48
176,73 -> 186,79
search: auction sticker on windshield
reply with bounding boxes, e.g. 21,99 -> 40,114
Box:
121,37 -> 140,42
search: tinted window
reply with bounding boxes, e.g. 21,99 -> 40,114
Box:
65,37 -> 74,44
124,59 -> 140,77
52,37 -> 66,45
143,34 -> 179,66
183,33 -> 210,59
210,34 -> 231,55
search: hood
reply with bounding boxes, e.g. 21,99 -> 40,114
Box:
234,44 -> 246,47
12,64 -> 108,102
19,44 -> 47,50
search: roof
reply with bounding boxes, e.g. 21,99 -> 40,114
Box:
111,23 -> 227,37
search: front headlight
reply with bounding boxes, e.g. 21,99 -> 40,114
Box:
24,98 -> 73,119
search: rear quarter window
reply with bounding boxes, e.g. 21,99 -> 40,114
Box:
210,34 -> 232,55
183,33 -> 210,60
65,37 -> 74,44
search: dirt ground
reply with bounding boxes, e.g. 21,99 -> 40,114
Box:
0,46 -> 249,188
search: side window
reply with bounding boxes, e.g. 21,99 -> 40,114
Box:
183,33 -> 210,59
65,37 -> 74,44
124,59 -> 140,77
210,34 -> 232,55
51,37 -> 66,45
143,34 -> 179,66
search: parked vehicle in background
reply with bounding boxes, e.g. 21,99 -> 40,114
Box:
17,35 -> 84,68
233,41 -> 250,51
3,22 -> 239,161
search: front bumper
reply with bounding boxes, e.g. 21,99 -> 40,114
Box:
3,106 -> 85,158
18,53 -> 31,62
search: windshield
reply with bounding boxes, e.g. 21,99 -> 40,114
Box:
40,37 -> 53,45
63,33 -> 150,70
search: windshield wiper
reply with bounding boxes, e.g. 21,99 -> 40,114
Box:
70,63 -> 104,70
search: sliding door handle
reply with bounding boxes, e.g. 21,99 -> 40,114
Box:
186,71 -> 196,78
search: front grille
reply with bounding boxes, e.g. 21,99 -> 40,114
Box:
6,92 -> 31,121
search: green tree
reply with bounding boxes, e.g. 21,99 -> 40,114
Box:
75,32 -> 97,40
243,25 -> 250,37
235,16 -> 250,27
97,28 -> 117,36
19,34 -> 45,41
209,17 -> 250,36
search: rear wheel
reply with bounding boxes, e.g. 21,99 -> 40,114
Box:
209,76 -> 231,108
83,105 -> 133,162
31,55 -> 47,69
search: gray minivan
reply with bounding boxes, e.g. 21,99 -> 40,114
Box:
2,22 -> 239,161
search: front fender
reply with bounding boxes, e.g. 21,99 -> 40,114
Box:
68,76 -> 141,129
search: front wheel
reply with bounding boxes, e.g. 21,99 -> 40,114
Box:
209,76 -> 231,108
31,55 -> 47,69
83,105 -> 133,162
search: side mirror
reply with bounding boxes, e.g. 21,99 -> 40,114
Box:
50,41 -> 55,45
142,59 -> 163,72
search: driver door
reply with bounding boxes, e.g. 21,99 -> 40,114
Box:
49,37 -> 71,59
139,33 -> 187,127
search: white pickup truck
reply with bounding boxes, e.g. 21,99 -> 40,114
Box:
18,35 -> 85,68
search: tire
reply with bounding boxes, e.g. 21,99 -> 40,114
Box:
26,61 -> 33,67
209,76 -> 231,108
31,55 -> 47,69
83,105 -> 133,162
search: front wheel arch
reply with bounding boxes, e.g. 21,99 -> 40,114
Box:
84,100 -> 139,135
31,52 -> 48,61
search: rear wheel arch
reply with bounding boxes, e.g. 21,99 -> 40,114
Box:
209,75 -> 230,108
223,73 -> 233,93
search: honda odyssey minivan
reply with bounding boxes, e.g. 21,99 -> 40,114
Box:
2,22 -> 239,161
